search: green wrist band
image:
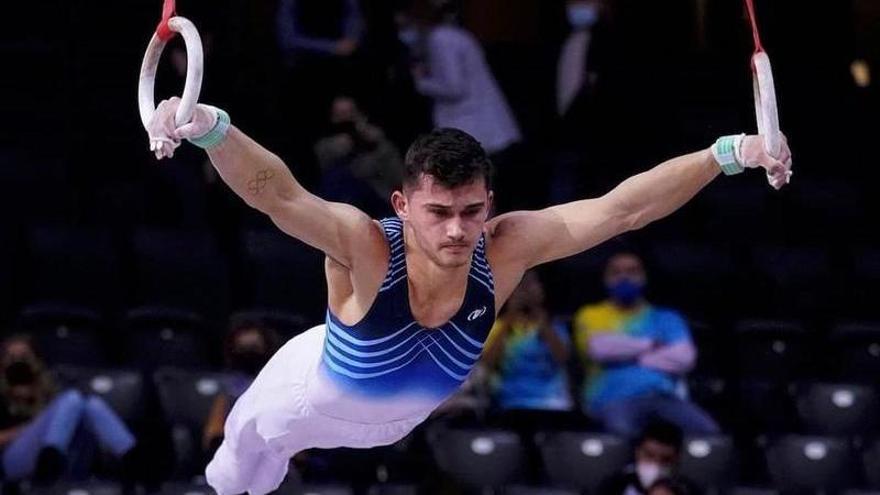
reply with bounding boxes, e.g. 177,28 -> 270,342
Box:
712,134 -> 745,176
189,108 -> 231,149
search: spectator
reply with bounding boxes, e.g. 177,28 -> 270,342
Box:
557,0 -> 604,118
276,0 -> 367,184
599,421 -> 701,495
315,95 -> 404,218
398,2 -> 520,155
482,271 -> 574,429
550,0 -> 614,204
0,336 -> 136,483
573,252 -> 719,438
202,322 -> 280,455
397,0 -> 524,211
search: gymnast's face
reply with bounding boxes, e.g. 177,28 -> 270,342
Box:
393,174 -> 492,268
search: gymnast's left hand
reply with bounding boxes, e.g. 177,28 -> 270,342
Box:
147,96 -> 217,160
739,134 -> 793,190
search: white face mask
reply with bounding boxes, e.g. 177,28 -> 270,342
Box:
636,461 -> 671,489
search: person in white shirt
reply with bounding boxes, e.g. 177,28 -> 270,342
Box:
398,3 -> 521,156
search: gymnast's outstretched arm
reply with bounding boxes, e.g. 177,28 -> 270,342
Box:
147,98 -> 383,269
488,135 -> 792,272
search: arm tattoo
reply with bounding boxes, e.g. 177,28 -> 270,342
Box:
248,169 -> 275,195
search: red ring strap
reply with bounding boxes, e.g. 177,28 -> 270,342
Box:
156,0 -> 177,41
744,0 -> 764,54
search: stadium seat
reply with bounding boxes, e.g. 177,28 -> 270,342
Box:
679,435 -> 737,491
23,226 -> 122,311
687,376 -> 735,427
828,323 -> 880,382
796,383 -> 880,436
427,427 -> 527,489
734,320 -> 810,381
18,303 -> 107,366
131,227 -> 231,319
153,367 -> 226,478
241,229 -> 327,322
535,431 -> 630,493
122,307 -> 212,370
735,317 -> 805,434
765,435 -> 857,493
736,380 -> 797,435
52,366 -> 146,425
864,439 -> 880,489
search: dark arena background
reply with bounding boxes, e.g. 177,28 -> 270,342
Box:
0,0 -> 878,494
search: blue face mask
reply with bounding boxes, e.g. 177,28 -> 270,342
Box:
608,279 -> 645,306
567,4 -> 600,30
398,27 -> 420,48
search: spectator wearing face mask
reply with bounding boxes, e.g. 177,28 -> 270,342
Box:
557,0 -> 604,118
573,252 -> 719,438
599,421 -> 701,495
202,322 -> 280,455
550,0 -> 614,205
0,336 -> 136,484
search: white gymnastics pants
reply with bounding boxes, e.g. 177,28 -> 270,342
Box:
205,325 -> 426,495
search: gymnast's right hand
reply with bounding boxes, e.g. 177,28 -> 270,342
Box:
147,96 -> 218,160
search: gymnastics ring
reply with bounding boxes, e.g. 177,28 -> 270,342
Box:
752,51 -> 782,158
138,16 -> 204,131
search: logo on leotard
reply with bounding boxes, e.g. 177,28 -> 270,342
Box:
467,306 -> 487,322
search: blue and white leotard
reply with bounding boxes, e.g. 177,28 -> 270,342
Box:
308,217 -> 496,423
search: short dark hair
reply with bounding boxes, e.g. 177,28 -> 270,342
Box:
403,128 -> 492,190
638,420 -> 684,452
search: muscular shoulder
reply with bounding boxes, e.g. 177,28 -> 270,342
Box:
485,211 -> 535,262
484,213 -> 534,306
326,219 -> 392,322
343,217 -> 389,267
